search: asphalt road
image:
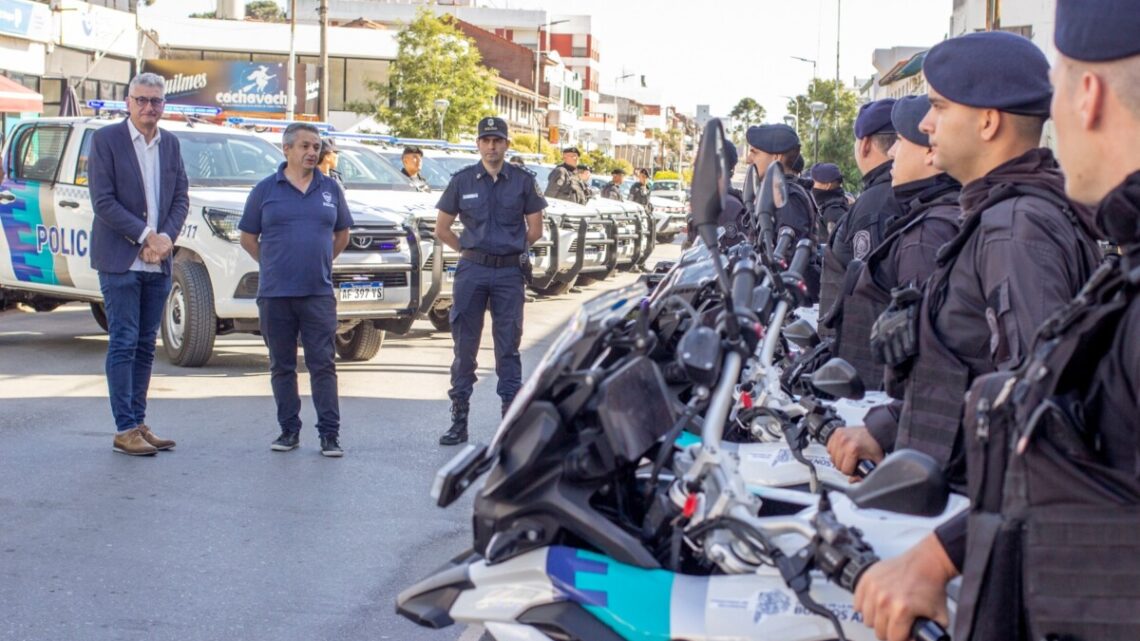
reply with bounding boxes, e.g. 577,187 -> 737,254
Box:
0,243 -> 681,641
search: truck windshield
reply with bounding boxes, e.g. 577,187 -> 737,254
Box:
337,146 -> 417,191
173,131 -> 284,188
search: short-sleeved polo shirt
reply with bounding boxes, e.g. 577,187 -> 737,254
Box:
239,163 -> 353,297
435,162 -> 547,256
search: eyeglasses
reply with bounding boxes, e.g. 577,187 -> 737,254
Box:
129,96 -> 166,108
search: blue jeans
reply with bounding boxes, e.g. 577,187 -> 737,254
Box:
98,270 -> 171,432
257,296 -> 340,436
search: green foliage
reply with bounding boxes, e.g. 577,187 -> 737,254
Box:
246,0 -> 284,22
786,78 -> 861,189
728,97 -> 767,145
352,9 -> 497,140
654,170 -> 679,181
578,150 -> 630,176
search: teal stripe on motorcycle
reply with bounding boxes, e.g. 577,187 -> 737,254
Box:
674,432 -> 700,448
547,546 -> 673,640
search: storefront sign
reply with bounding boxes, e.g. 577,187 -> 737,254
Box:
0,0 -> 51,42
143,59 -> 319,116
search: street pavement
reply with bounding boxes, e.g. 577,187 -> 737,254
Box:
0,243 -> 681,641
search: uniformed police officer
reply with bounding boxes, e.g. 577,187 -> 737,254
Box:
544,146 -> 586,203
810,163 -> 848,241
575,165 -> 593,202
317,138 -> 344,190
821,95 -> 961,399
854,3 -> 1140,639
601,167 -> 625,200
819,99 -> 903,322
435,117 -> 547,445
744,123 -> 815,244
828,32 -> 1101,490
629,168 -> 652,211
400,146 -> 430,192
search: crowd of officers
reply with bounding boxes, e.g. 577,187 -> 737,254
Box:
711,1 -> 1140,639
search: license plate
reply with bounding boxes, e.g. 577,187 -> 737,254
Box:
445,267 -> 457,282
338,281 -> 384,301
585,250 -> 600,262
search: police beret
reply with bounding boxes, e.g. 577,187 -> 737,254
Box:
746,124 -> 799,153
810,162 -> 842,183
402,145 -> 423,156
576,164 -> 592,173
1055,0 -> 1140,62
923,31 -> 1052,116
562,146 -> 580,155
854,99 -> 897,139
891,95 -> 932,147
724,141 -> 738,170
477,116 -> 509,139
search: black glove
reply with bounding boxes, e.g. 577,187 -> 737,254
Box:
870,286 -> 923,367
519,252 -> 534,285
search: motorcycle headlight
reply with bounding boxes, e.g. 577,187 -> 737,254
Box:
203,207 -> 243,243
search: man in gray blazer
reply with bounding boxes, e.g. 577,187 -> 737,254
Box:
88,72 -> 189,456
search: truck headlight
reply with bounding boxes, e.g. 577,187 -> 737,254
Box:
203,207 -> 243,243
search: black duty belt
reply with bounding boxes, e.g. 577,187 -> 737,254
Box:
461,249 -> 522,268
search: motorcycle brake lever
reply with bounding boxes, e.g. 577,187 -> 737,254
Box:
775,548 -> 850,641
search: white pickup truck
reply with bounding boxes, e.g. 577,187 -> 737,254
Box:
0,117 -> 420,366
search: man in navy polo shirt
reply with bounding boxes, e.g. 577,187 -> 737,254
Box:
435,117 -> 547,445
239,123 -> 353,457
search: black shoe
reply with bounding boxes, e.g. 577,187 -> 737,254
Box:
271,431 -> 300,452
320,435 -> 343,457
440,402 -> 469,446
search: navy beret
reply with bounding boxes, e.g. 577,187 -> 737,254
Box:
724,140 -> 739,170
811,163 -> 842,183
923,31 -> 1051,116
1055,0 -> 1140,62
746,124 -> 799,153
855,99 -> 897,139
891,95 -> 931,147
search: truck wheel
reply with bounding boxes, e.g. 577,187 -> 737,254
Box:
90,302 -> 108,332
161,261 -> 216,367
335,323 -> 384,361
428,307 -> 451,332
530,278 -> 575,297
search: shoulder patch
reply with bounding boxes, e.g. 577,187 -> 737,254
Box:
852,229 -> 872,259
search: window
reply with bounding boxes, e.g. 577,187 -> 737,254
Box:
73,130 -> 94,186
11,126 -> 70,183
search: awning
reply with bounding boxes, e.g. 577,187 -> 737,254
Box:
0,75 -> 44,113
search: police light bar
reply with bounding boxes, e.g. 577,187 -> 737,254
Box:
86,100 -> 222,117
225,116 -> 335,131
326,131 -> 398,144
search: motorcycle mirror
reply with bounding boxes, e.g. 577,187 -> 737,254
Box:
742,164 -> 760,207
690,119 -> 730,249
783,318 -> 821,349
810,357 -> 865,400
844,450 -> 950,517
432,442 -> 488,508
676,325 -> 722,388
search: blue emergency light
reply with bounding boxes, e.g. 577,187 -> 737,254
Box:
86,100 -> 222,117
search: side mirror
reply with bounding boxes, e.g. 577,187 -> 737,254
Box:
783,318 -> 820,349
844,450 -> 950,517
755,160 -> 787,248
676,325 -> 722,387
742,164 -> 760,209
689,118 -> 729,248
810,357 -> 865,400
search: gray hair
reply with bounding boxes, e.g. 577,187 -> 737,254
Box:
282,122 -> 322,148
128,72 -> 166,96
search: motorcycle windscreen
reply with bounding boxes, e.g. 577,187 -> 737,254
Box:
594,356 -> 677,463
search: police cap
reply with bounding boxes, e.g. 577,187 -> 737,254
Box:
854,99 -> 897,139
577,164 -> 592,173
611,167 -> 626,175
477,116 -> 509,140
810,163 -> 843,183
891,95 -> 932,147
402,145 -> 423,156
562,146 -> 580,155
923,31 -> 1052,116
320,138 -> 338,153
1055,0 -> 1140,62
746,124 -> 799,154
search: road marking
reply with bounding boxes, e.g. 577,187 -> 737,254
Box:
458,624 -> 486,641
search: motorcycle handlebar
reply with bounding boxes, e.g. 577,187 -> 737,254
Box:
787,239 -> 813,276
731,259 -> 758,311
772,228 -> 794,265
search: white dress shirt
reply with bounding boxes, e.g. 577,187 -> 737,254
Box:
127,119 -> 164,273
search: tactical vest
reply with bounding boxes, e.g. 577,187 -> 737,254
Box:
817,245 -> 845,339
897,185 -> 1099,490
954,252 -> 1140,641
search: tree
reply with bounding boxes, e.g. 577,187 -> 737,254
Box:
351,9 -> 497,141
246,0 -> 285,22
728,97 -> 767,145
787,78 -> 861,189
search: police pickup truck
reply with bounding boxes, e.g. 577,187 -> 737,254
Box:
0,117 -> 420,366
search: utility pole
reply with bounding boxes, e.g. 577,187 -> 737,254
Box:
286,0 -> 297,120
319,0 -> 329,121
834,0 -> 841,131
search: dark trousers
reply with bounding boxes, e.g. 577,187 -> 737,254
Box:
448,260 -> 525,404
257,295 -> 340,436
99,270 -> 171,432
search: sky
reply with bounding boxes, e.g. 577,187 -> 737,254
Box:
145,0 -> 954,121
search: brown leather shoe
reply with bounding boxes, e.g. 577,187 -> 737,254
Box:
138,424 -> 176,451
113,428 -> 157,456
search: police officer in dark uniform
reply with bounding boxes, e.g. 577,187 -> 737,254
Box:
600,167 -> 625,200
434,117 -> 547,445
819,99 -> 903,323
400,146 -> 430,191
820,96 -> 961,394
828,32 -> 1102,490
810,163 -> 848,241
854,4 -> 1140,639
629,168 -> 652,210
574,165 -> 593,202
744,123 -> 816,244
544,146 -> 586,203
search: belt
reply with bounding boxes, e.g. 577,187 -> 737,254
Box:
461,249 -> 522,268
